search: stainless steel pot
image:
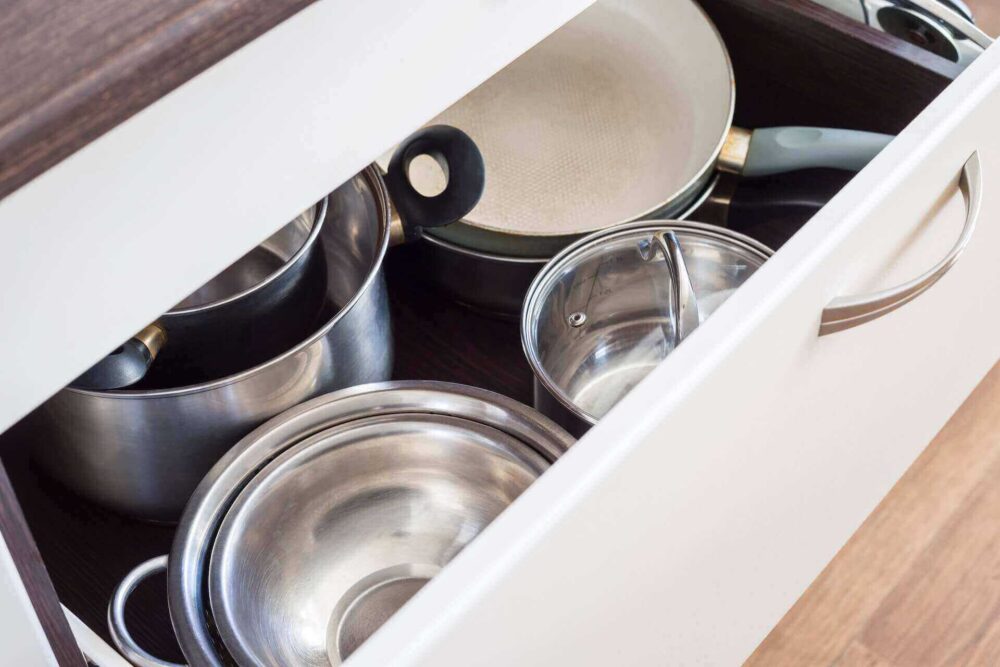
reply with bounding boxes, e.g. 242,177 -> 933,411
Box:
29,126 -> 485,520
522,221 -> 772,436
811,0 -> 990,68
107,382 -> 573,667
72,207 -> 326,390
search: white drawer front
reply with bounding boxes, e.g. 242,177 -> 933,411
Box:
352,46 -> 1000,666
0,0 -> 595,432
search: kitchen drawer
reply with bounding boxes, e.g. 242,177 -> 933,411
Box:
0,1 -> 996,665
354,26 -> 1000,667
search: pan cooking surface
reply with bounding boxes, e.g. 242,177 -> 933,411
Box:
414,0 -> 733,239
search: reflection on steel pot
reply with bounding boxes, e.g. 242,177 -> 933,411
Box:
522,221 -> 772,436
108,382 -> 574,667
30,126 -> 484,521
72,207 -> 326,390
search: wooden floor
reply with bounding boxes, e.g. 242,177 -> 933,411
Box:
750,358 -> 1000,666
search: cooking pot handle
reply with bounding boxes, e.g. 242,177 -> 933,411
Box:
905,0 -> 992,49
108,556 -> 187,667
72,323 -> 166,390
649,232 -> 699,344
725,127 -> 894,178
384,125 -> 485,243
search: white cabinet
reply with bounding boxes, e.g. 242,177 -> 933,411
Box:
0,0 -> 596,432
354,42 -> 1000,667
0,0 -> 997,665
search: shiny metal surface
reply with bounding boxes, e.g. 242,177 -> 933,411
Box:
31,167 -> 395,520
812,0 -> 989,66
820,151 -> 981,335
646,231 -> 700,343
75,206 -> 325,390
108,556 -> 183,667
173,207 -> 320,311
717,126 -> 753,175
522,221 -> 772,435
417,175 -> 719,317
209,412 -> 551,666
167,381 -> 573,667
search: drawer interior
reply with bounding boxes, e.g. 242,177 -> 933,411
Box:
0,0 -> 960,660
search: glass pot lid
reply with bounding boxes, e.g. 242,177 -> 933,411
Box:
522,221 -> 773,422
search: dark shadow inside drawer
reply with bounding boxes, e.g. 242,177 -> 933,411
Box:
0,0 -> 961,658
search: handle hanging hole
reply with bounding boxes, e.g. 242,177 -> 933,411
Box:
407,153 -> 449,197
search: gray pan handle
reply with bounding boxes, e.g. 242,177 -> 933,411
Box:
741,127 -> 894,177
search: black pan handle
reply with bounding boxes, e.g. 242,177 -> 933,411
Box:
385,125 -> 485,243
71,323 -> 166,390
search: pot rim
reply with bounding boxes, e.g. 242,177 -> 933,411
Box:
424,0 -> 736,249
421,170 -> 723,262
167,380 -> 575,666
521,220 -> 774,425
166,202 -> 326,317
67,166 -> 393,400
208,410 -> 553,666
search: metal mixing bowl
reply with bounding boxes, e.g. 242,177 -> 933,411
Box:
522,221 -> 773,435
105,382 -> 573,667
209,412 -> 551,666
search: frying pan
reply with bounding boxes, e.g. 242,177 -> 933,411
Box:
413,0 -> 893,258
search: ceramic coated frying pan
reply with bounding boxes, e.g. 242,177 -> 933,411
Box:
414,0 -> 892,257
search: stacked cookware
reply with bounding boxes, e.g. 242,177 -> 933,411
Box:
26,0 -> 978,663
30,125 -> 485,521
109,382 -> 573,666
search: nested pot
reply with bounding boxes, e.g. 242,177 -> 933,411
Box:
30,126 -> 484,520
107,382 -> 573,667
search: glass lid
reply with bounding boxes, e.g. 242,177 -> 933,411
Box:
522,221 -> 772,421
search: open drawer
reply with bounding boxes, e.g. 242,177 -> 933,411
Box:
355,18 -> 1000,667
1,0 -> 998,665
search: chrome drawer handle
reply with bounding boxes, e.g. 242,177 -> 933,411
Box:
819,151 -> 982,336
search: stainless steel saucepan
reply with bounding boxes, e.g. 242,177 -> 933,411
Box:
403,0 -> 890,313
72,208 -> 325,390
522,221 -> 772,436
29,126 -> 484,520
106,382 -> 573,667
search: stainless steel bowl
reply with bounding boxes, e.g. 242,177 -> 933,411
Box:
522,221 -> 772,435
108,382 -> 573,667
210,412 -> 551,666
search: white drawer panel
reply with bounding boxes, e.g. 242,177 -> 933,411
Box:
352,46 -> 1000,666
0,0 -> 595,433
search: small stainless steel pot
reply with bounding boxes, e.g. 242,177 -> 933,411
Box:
73,207 -> 326,390
29,127 -> 485,520
107,382 -> 573,667
522,221 -> 773,436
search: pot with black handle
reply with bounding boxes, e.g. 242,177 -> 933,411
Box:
29,125 -> 485,520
